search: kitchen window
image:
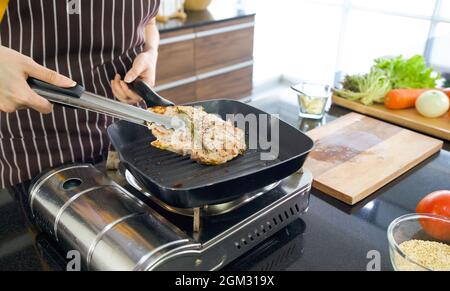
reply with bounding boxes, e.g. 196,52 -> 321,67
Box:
245,0 -> 450,88
430,22 -> 450,71
440,0 -> 450,19
339,11 -> 430,75
349,0 -> 436,16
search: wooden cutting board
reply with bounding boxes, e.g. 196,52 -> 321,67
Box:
333,95 -> 450,141
304,113 -> 443,205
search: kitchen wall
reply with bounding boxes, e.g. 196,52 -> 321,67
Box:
213,0 -> 450,89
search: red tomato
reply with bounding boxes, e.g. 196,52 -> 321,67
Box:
416,191 -> 450,241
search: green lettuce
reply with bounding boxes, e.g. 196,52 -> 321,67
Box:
374,55 -> 440,89
334,69 -> 391,105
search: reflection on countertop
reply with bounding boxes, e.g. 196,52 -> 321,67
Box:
157,0 -> 255,33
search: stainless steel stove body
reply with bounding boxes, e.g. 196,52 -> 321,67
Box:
29,164 -> 312,271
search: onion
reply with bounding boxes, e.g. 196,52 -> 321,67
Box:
415,90 -> 450,118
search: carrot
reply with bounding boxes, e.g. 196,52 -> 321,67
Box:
384,89 -> 430,110
444,89 -> 450,100
446,89 -> 450,116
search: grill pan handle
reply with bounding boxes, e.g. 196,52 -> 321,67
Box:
131,78 -> 175,107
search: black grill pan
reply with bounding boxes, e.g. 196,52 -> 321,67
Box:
107,99 -> 314,208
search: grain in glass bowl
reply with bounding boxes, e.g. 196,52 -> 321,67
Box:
388,214 -> 450,271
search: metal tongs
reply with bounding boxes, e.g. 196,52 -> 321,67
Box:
28,77 -> 184,130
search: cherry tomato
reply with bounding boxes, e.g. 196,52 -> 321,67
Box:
416,190 -> 450,241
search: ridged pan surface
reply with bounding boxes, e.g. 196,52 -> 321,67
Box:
108,100 -> 314,208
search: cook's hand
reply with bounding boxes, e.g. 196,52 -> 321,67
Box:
0,45 -> 76,114
111,49 -> 158,105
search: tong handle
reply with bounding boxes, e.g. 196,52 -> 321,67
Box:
131,78 -> 175,107
28,77 -> 182,129
28,77 -> 85,98
28,77 -> 175,108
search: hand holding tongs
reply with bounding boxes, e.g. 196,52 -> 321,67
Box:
28,77 -> 184,130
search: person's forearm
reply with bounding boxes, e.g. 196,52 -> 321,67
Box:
144,18 -> 159,56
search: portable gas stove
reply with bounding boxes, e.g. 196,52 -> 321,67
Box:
29,164 -> 312,271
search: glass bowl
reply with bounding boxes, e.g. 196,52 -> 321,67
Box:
291,82 -> 332,120
387,214 -> 450,271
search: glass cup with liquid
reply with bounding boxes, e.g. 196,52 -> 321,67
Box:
291,82 -> 332,120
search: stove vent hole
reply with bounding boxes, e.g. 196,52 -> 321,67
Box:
233,203 -> 304,251
276,205 -> 299,225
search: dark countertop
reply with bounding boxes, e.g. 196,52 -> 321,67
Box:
157,2 -> 255,33
0,95 -> 449,271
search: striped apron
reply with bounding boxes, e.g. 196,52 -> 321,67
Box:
0,0 -> 160,188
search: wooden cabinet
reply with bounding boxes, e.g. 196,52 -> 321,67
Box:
156,29 -> 195,86
158,83 -> 197,104
195,18 -> 255,73
155,16 -> 255,104
197,67 -> 253,101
